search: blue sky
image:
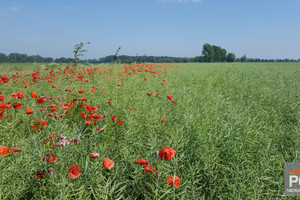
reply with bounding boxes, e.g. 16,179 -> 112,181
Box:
0,0 -> 299,59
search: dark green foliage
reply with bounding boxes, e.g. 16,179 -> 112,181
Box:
226,53 -> 236,62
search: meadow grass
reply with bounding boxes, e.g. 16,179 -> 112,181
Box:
0,62 -> 299,199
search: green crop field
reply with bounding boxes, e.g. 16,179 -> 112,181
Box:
0,62 -> 299,199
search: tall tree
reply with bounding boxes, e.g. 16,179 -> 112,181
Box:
226,53 -> 236,62
202,43 -> 214,62
241,55 -> 247,62
0,53 -> 7,62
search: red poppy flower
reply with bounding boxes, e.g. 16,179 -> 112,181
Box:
111,115 -> 117,122
25,108 -> 33,114
0,94 -> 5,102
37,96 -> 46,104
161,82 -> 165,85
129,107 -> 134,111
117,120 -> 123,127
31,92 -> 38,98
118,83 -> 122,87
78,89 -> 83,93
68,165 -> 81,179
17,92 -> 25,99
43,152 -> 57,164
144,77 -> 147,81
91,86 -> 97,92
159,147 -> 176,160
162,117 -> 166,122
0,146 -> 13,156
108,100 -> 113,105
103,158 -> 114,169
165,175 -> 180,188
33,171 -> 46,179
96,127 -> 104,132
11,93 -> 18,99
89,152 -> 99,158
172,100 -> 176,104
13,102 -> 22,110
12,147 -> 21,152
143,164 -> 157,174
147,92 -> 152,96
167,94 -> 172,101
134,158 -> 148,165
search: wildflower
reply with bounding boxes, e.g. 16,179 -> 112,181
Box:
0,94 -> 5,101
128,107 -> 134,111
12,147 -> 21,152
162,117 -> 166,122
172,100 -> 176,104
147,92 -> 152,96
31,92 -> 38,98
159,147 -> 176,160
117,120 -> 123,127
78,89 -> 83,94
13,102 -> 22,110
43,152 -> 57,164
11,93 -> 18,99
108,100 -> 113,105
89,152 -> 99,159
167,94 -> 172,101
0,146 -> 13,156
165,175 -> 180,188
37,96 -> 46,104
96,127 -> 104,132
33,171 -> 46,179
111,115 -> 117,122
68,165 -> 81,179
118,83 -> 122,87
25,108 -> 33,114
134,158 -> 148,165
103,158 -> 114,169
47,167 -> 54,177
143,164 -> 157,174
91,86 -> 97,92
17,92 -> 25,99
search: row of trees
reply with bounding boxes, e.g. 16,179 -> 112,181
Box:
0,49 -> 299,64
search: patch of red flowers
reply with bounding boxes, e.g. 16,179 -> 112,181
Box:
103,158 -> 114,169
159,147 -> 176,160
43,152 -> 57,164
111,115 -> 117,122
68,165 -> 81,179
165,175 -> 180,188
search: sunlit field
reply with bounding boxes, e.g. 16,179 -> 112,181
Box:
0,62 -> 300,199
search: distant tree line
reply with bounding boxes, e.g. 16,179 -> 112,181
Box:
0,46 -> 299,64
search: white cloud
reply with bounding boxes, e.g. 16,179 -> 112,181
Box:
65,6 -> 76,10
158,0 -> 203,3
9,6 -> 19,12
0,6 -> 20,17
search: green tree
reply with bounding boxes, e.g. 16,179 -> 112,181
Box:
226,53 -> 236,62
73,42 -> 90,65
113,47 -> 121,63
241,55 -> 247,62
202,43 -> 214,62
0,53 -> 7,62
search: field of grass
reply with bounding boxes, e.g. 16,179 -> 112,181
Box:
0,62 -> 300,199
